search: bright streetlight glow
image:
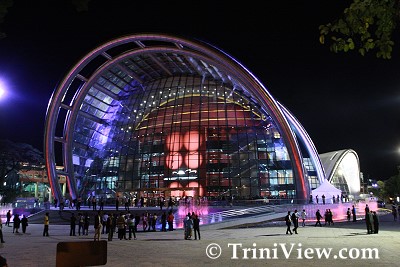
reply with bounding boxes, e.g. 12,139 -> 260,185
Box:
0,80 -> 6,100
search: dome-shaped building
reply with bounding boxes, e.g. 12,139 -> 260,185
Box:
44,33 -> 358,205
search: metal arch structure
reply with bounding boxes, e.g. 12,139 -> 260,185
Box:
278,102 -> 326,185
319,149 -> 361,196
44,33 -> 313,204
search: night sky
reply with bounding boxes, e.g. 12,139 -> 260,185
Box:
0,1 -> 399,180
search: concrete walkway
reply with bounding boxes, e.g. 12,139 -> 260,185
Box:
0,212 -> 399,267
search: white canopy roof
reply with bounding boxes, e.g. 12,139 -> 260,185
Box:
312,179 -> 341,200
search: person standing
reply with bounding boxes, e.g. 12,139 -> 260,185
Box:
322,194 -> 326,205
352,205 -> 357,222
43,212 -> 49,236
285,211 -> 292,234
161,211 -> 167,232
94,213 -> 102,241
101,212 -> 108,234
0,217 -> 5,243
392,205 -> 397,221
70,213 -> 76,236
116,213 -> 126,240
21,215 -> 28,234
291,210 -> 299,234
366,210 -> 374,234
365,204 -> 370,219
13,214 -> 20,234
167,210 -> 174,231
315,195 -> 319,204
127,214 -> 136,240
193,213 -> 201,240
92,196 -> 97,211
315,209 -> 322,227
300,209 -> 307,227
77,213 -> 84,236
84,212 -> 90,235
151,213 -> 157,231
347,208 -> 351,222
107,213 -> 115,241
5,210 -> 11,227
99,197 -> 104,211
372,211 -> 379,234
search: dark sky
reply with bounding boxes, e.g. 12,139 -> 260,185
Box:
0,1 -> 399,180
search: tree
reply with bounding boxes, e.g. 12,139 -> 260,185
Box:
0,139 -> 44,202
319,0 -> 399,59
384,172 -> 400,198
369,180 -> 387,200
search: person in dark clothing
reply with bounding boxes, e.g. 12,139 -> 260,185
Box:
70,213 -> 76,236
21,215 -> 28,234
352,205 -> 357,222
13,214 -> 21,234
161,211 -> 167,232
0,217 -> 5,243
193,214 -> 201,240
372,211 -> 379,233
285,211 -> 292,234
43,212 -> 49,236
315,209 -> 322,227
346,208 -> 351,222
291,210 -> 299,234
167,210 -> 174,231
134,214 -> 140,232
5,211 -> 11,227
99,197 -> 104,211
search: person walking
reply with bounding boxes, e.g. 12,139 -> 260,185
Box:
315,209 -> 322,227
43,212 -> 49,236
193,213 -> 201,240
70,213 -> 76,236
300,209 -> 307,227
285,211 -> 292,234
21,215 -> 28,234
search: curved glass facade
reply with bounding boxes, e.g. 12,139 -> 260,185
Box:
44,34 -> 322,204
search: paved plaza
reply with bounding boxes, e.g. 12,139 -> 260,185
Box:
0,210 -> 399,267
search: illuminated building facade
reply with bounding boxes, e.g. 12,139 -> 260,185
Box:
44,34 -> 358,204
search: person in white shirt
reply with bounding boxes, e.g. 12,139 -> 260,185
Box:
300,209 -> 307,227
